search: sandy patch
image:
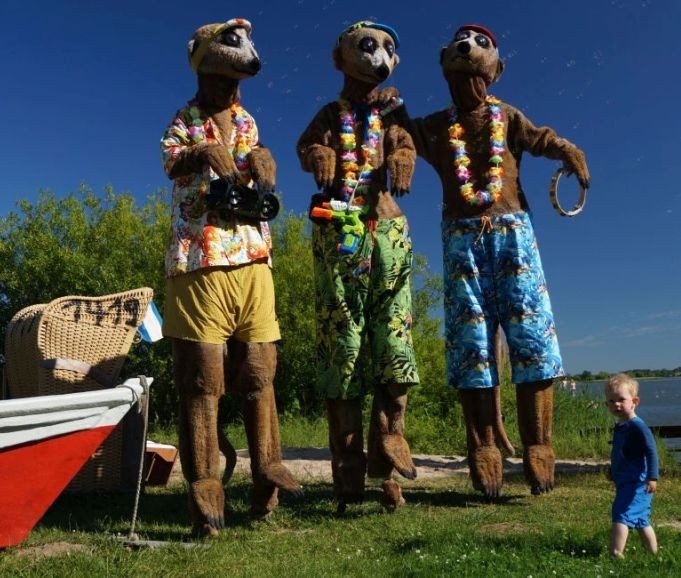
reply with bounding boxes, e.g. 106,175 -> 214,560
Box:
477,522 -> 531,535
657,521 -> 681,531
168,448 -> 608,486
12,541 -> 90,559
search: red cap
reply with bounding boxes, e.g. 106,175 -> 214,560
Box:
456,24 -> 497,48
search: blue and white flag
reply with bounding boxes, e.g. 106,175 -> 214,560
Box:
138,301 -> 164,343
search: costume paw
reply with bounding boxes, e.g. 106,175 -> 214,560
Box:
380,433 -> 417,480
387,149 -> 415,196
523,444 -> 555,495
307,145 -> 336,190
380,480 -> 406,512
468,445 -> 503,499
562,146 -> 590,189
247,148 -> 276,192
198,143 -> 239,181
378,86 -> 401,107
190,478 -> 225,531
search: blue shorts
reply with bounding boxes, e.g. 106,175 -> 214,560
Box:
612,482 -> 653,529
442,212 -> 563,389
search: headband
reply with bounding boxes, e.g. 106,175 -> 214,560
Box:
337,20 -> 400,49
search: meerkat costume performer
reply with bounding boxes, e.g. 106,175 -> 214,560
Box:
161,19 -> 301,537
297,21 -> 419,512
406,24 -> 590,498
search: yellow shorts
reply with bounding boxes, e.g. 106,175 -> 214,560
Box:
164,263 -> 281,344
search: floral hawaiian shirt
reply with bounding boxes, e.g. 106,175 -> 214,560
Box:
161,100 -> 272,278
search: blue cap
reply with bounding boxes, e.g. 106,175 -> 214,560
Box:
337,21 -> 400,48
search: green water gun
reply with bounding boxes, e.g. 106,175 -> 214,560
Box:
310,200 -> 365,254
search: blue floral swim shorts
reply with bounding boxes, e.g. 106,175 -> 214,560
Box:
441,211 -> 563,389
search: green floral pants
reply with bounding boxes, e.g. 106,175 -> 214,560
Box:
312,215 -> 420,399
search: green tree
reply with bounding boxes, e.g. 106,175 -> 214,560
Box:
269,212 -> 318,415
407,254 -> 454,418
0,189 -> 451,426
0,186 -> 175,423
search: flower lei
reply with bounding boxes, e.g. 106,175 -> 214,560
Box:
230,103 -> 253,184
448,95 -> 505,206
338,98 -> 381,202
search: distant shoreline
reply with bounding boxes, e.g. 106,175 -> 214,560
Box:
577,375 -> 681,384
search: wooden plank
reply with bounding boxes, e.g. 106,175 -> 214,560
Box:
652,426 -> 681,438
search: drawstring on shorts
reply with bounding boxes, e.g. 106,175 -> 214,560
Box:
474,215 -> 493,245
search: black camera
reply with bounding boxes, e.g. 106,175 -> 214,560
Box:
206,179 -> 280,222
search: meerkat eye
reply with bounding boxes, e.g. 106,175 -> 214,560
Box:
475,34 -> 491,48
455,30 -> 471,42
359,36 -> 378,54
221,30 -> 240,47
383,40 -> 395,57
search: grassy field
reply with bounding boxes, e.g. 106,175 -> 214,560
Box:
1,471 -> 679,577
2,387 -> 679,576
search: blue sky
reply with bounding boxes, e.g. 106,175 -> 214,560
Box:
2,0 -> 680,373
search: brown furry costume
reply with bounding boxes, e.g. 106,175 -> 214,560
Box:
161,19 -> 300,537
296,21 -> 418,512
405,24 -> 590,497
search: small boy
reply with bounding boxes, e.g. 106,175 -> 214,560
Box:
605,373 -> 659,557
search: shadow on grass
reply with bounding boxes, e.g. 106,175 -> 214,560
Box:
36,471 -> 546,543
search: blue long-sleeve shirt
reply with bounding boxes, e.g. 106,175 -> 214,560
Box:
611,416 -> 659,484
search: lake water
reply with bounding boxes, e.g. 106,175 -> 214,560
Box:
577,377 -> 681,427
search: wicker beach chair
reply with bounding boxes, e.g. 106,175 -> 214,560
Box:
3,287 -> 154,493
3,304 -> 46,399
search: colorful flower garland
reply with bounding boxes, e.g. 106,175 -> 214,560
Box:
230,103 -> 254,184
338,99 -> 381,202
448,95 -> 505,206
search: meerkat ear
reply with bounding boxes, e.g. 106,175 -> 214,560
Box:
332,45 -> 343,71
393,53 -> 400,67
493,58 -> 505,83
187,39 -> 196,62
439,46 -> 446,65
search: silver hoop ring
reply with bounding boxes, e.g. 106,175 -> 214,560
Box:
549,168 -> 587,217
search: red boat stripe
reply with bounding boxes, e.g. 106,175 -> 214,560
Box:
0,425 -> 115,548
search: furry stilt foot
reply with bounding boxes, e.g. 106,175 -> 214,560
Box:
191,523 -> 220,538
469,445 -> 503,499
379,433 -> 417,480
189,479 -> 225,534
335,493 -> 364,514
516,380 -> 555,494
523,444 -> 555,495
380,480 -> 406,512
260,463 -> 304,496
250,483 -> 279,520
368,386 -> 417,481
458,387 -> 510,498
327,399 -> 366,512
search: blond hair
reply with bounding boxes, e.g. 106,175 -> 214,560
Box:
605,373 -> 639,397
